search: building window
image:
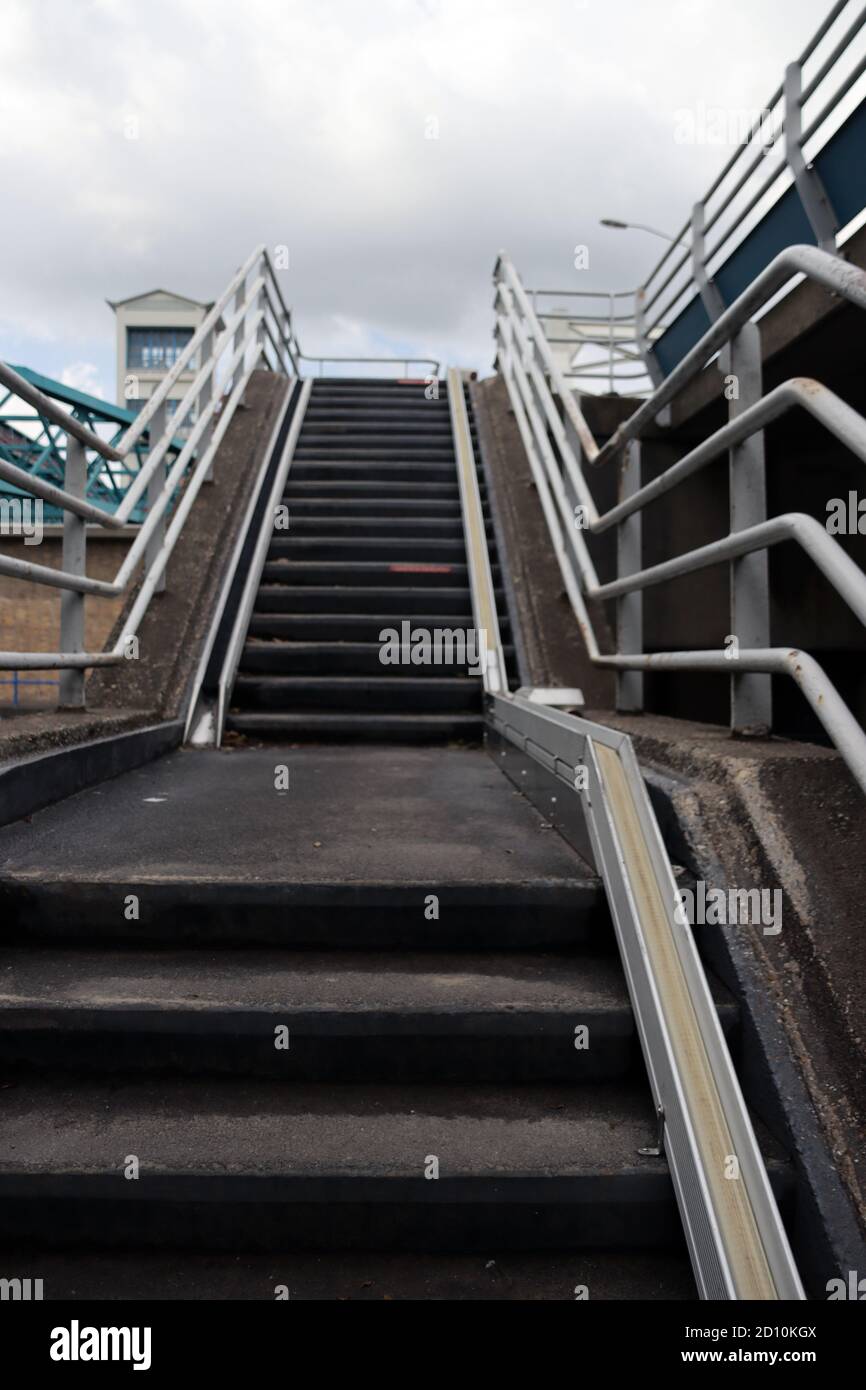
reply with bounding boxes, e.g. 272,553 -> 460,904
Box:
165,398 -> 196,429
127,327 -> 194,370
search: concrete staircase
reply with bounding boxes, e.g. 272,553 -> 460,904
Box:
227,378 -> 513,742
0,744 -> 759,1299
0,379 -> 796,1302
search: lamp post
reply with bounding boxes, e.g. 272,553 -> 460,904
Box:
600,218 -> 688,249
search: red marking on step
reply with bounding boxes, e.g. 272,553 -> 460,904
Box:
390,563 -> 453,574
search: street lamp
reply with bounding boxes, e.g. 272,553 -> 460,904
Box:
600,218 -> 688,249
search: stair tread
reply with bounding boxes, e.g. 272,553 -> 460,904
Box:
234,674 -> 481,686
0,948 -> 632,1013
250,613 -> 477,624
0,1078 -> 667,1177
0,1248 -> 697,1300
0,747 -> 595,887
243,640 -> 490,651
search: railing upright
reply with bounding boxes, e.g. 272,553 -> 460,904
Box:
199,327 -> 216,482
722,322 -> 772,734
145,400 -> 167,596
58,436 -> 88,707
616,440 -> 643,713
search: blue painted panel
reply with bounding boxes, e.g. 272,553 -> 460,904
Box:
815,97 -> 866,225
654,294 -> 712,376
714,185 -> 815,302
652,92 -> 866,376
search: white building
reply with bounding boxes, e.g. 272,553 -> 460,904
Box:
107,289 -> 215,430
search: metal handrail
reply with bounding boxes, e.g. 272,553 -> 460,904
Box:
516,282 -> 653,396
0,243 -> 439,706
0,363 -> 123,463
639,0 -> 866,347
493,245 -> 866,796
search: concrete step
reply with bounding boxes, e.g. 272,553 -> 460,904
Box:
0,747 -> 605,947
0,948 -> 654,1082
0,873 -> 603,945
239,641 -> 510,677
309,387 -> 443,402
290,460 -> 457,481
255,585 -> 484,613
262,561 -> 475,589
285,498 -> 464,516
268,536 -> 469,562
303,409 -> 451,425
231,674 -> 483,712
299,426 -> 453,442
285,516 -> 469,536
285,480 -> 464,499
0,1079 -> 685,1251
240,642 -> 480,675
226,711 -> 486,746
262,561 -> 473,587
0,1247 -> 698,1299
248,614 -> 488,642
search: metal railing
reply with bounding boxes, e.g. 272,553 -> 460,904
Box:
529,4 -> 866,386
0,245 -> 440,707
640,0 -> 866,374
493,243 -> 866,797
0,367 -> 176,521
520,286 -> 654,397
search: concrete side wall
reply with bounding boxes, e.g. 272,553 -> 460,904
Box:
89,370 -> 289,720
470,375 -> 616,707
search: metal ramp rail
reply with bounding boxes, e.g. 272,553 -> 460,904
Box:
445,366 -> 805,1300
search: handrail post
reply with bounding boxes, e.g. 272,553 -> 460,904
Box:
198,328 -> 216,482
691,201 -> 725,322
784,62 -> 837,253
608,293 -> 615,395
723,322 -> 772,734
145,400 -> 168,594
58,435 -> 88,707
616,439 -> 644,711
232,280 -> 246,401
256,283 -> 266,356
634,286 -> 664,389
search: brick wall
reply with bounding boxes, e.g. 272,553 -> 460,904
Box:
0,533 -> 134,707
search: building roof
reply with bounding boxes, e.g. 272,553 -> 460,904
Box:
106,289 -> 214,312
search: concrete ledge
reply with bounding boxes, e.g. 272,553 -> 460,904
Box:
0,719 -> 183,829
471,376 -> 616,705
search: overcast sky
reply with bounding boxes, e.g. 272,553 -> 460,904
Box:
0,0 -> 833,398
